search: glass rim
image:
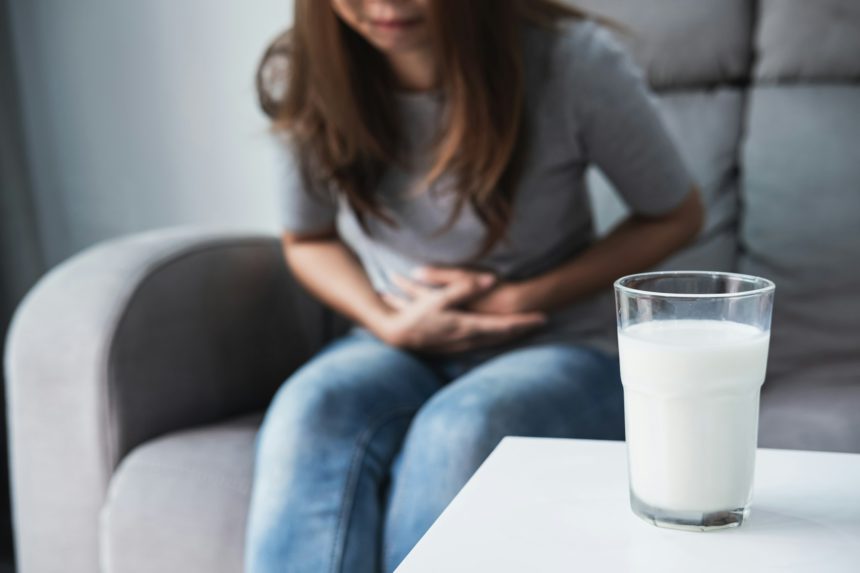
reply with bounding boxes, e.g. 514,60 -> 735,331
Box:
614,271 -> 775,300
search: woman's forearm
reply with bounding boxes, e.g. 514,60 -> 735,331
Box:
283,234 -> 393,332
512,189 -> 704,313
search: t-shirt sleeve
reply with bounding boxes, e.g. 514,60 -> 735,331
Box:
276,139 -> 338,233
568,22 -> 695,216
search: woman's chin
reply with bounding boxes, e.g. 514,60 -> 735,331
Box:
365,27 -> 429,53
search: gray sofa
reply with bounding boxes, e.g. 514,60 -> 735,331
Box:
5,1 -> 860,571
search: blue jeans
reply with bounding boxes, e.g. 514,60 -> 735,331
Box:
244,327 -> 624,573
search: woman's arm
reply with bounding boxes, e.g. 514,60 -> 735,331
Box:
500,187 -> 704,314
413,188 -> 704,315
282,229 -> 394,330
282,230 -> 547,352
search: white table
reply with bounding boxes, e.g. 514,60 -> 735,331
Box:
397,438 -> 860,573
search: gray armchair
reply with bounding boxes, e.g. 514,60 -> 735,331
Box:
5,1 -> 860,572
5,228 -> 341,572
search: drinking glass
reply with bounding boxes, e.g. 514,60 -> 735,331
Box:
614,271 -> 775,531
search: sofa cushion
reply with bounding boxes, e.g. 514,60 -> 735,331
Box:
100,415 -> 261,573
589,89 -> 743,271
739,85 -> 860,388
570,0 -> 754,88
756,0 -> 860,82
760,381 -> 860,453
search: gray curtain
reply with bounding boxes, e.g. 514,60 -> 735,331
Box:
1,0 -> 46,563
1,1 -> 43,318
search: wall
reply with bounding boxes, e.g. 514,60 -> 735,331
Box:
9,0 -> 294,266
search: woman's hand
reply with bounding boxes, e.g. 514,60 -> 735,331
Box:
411,266 -> 530,315
376,269 -> 546,354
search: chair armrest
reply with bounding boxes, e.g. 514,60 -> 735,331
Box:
4,226 -> 330,573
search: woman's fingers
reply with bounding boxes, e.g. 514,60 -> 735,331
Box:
427,312 -> 547,352
390,273 -> 431,300
380,276 -> 543,354
391,273 -> 491,309
438,275 -> 497,308
381,292 -> 409,310
413,266 -> 496,288
464,312 -> 547,335
393,269 -> 497,310
422,313 -> 546,354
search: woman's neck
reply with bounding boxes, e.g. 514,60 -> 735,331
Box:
386,48 -> 438,93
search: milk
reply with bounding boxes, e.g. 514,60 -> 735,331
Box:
618,319 -> 770,513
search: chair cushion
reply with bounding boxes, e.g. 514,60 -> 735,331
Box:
589,89 -> 743,272
756,0 -> 860,81
570,0 -> 754,88
100,415 -> 261,573
739,85 -> 860,388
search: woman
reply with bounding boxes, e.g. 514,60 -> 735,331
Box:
247,1 -> 703,572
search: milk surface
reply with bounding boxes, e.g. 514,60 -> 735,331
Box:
619,319 -> 770,512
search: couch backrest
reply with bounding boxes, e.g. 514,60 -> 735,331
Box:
582,0 -> 752,273
578,0 -> 860,388
574,0 -> 754,88
739,0 -> 860,387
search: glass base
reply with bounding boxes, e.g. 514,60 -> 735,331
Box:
630,491 -> 750,532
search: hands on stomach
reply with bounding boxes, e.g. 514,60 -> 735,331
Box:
375,266 -> 547,354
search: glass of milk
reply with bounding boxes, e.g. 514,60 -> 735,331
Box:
614,271 -> 775,531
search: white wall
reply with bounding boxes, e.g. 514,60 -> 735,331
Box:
10,1 -> 293,266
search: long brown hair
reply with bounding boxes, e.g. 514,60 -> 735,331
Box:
257,0 -> 586,259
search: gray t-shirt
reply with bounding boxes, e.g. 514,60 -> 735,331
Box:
276,20 -> 694,356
